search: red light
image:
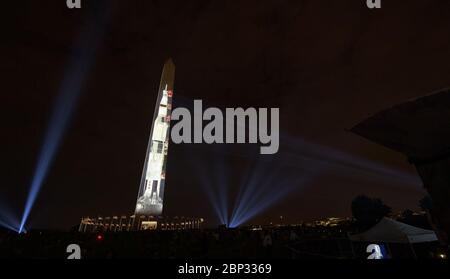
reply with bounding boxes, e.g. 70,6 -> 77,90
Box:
96,234 -> 103,241
167,90 -> 173,97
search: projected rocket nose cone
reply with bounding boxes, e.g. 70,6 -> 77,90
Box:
164,58 -> 175,74
135,60 -> 175,216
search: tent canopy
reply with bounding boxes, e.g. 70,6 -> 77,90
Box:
351,88 -> 450,161
349,217 -> 438,244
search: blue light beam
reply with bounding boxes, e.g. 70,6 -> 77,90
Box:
230,153 -> 318,227
281,134 -> 421,186
0,220 -> 18,233
0,200 -> 20,233
187,145 -> 229,226
19,3 -> 112,233
230,177 -> 306,228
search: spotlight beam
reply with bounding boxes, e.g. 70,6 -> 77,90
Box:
231,155 -> 278,224
19,2 -> 112,233
231,160 -> 281,225
212,153 -> 229,225
192,159 -> 226,224
230,188 -> 288,227
0,220 -> 18,233
0,199 -> 20,233
282,135 -> 420,186
230,177 -> 307,228
187,146 -> 229,225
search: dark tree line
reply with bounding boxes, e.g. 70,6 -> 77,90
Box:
351,195 -> 391,231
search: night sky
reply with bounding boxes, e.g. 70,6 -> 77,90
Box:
3,0 -> 450,230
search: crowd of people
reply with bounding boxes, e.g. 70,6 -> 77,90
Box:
0,218 -> 443,259
0,226 -> 351,259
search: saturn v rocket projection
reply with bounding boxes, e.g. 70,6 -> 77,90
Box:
135,59 -> 175,216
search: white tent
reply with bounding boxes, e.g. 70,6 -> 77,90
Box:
349,217 -> 438,243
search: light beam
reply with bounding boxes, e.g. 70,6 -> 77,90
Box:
19,2 -> 112,233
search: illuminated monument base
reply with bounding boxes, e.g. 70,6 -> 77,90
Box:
135,197 -> 163,215
79,215 -> 204,232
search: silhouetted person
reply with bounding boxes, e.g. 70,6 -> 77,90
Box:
263,231 -> 273,258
